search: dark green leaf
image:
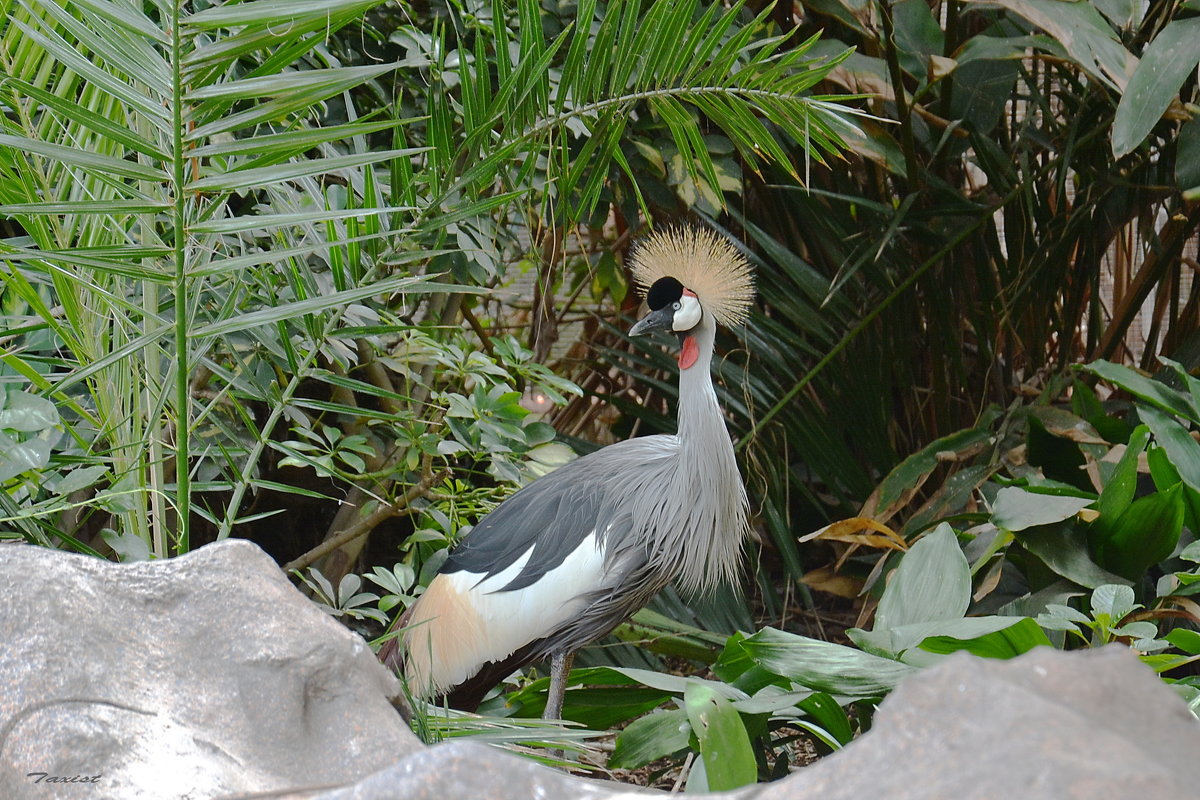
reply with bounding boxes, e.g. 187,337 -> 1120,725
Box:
610,707 -> 692,769
873,426 -> 993,516
796,692 -> 855,745
1019,524 -> 1132,589
1112,18 -> 1200,157
1095,426 -> 1151,521
1089,483 -> 1185,581
684,682 -> 757,792
1166,628 -> 1200,655
918,617 -> 1052,659
742,627 -> 916,696
1140,405 -> 1200,492
853,616 -> 1035,658
1178,118 -> 1200,193
1081,361 -> 1198,424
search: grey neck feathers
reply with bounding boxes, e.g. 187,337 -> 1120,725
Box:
668,312 -> 749,594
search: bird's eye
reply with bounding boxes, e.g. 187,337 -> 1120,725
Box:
672,301 -> 681,310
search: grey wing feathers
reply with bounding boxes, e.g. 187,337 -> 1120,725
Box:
440,436 -> 675,592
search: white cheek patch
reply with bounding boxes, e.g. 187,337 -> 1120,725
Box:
672,292 -> 703,331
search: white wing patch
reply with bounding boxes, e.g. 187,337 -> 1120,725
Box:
404,533 -> 607,696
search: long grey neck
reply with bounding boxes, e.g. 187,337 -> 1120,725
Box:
676,314 -> 724,445
671,312 -> 747,593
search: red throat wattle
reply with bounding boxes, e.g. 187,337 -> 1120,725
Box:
679,335 -> 698,369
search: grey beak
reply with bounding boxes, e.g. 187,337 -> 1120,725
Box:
629,306 -> 675,337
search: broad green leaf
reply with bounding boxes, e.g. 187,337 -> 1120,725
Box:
967,0 -> 1136,91
610,707 -> 692,769
1019,524 -> 1132,588
1095,426 -> 1151,521
875,523 -> 969,630
53,465 -> 109,495
1139,405 -> 1200,492
1091,584 -> 1137,620
101,528 -> 151,562
1166,628 -> 1200,655
918,617 -> 1052,659
892,0 -> 944,77
953,33 -> 1065,65
796,692 -> 854,746
1025,413 -> 1090,491
1092,0 -> 1144,29
852,616 -> 1033,659
1112,18 -> 1200,157
1148,445 -> 1200,542
992,486 -> 1095,532
1090,484 -> 1185,581
872,426 -> 993,516
0,430 -> 54,481
1080,361 -> 1199,424
1178,118 -> 1200,194
608,667 -> 746,700
497,666 -> 670,726
684,682 -> 757,792
730,687 -> 816,715
0,391 -> 59,432
742,627 -> 917,696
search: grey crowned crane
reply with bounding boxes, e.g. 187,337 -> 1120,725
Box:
385,226 -> 754,717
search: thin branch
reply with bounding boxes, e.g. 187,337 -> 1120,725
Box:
283,468 -> 448,574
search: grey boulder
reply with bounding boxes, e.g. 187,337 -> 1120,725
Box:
0,539 -> 416,800
310,646 -> 1200,800
3,538 -> 1198,800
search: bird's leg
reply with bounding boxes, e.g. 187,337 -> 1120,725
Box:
544,650 -> 575,721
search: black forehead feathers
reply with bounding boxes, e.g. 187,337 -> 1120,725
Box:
645,276 -> 684,310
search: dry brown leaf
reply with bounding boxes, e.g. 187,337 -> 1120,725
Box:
1030,406 -> 1108,444
973,558 -> 1004,603
800,566 -> 864,599
799,517 -> 908,551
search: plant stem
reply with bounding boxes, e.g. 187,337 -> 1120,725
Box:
170,0 -> 190,554
877,0 -> 919,193
282,469 -> 447,573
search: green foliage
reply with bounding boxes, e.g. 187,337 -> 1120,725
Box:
0,0 -> 849,582
296,567 -> 389,624
598,0 -> 1200,635
5,0 -> 1198,787
592,359 -> 1198,780
683,681 -> 757,792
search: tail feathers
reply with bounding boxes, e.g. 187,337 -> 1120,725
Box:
401,574 -> 487,699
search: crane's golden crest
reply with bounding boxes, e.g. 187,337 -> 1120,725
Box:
630,226 -> 756,328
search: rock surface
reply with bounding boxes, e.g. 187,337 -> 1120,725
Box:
3,539 -> 1198,800
750,644 -> 1200,800
0,540 -> 417,800
309,646 -> 1200,800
